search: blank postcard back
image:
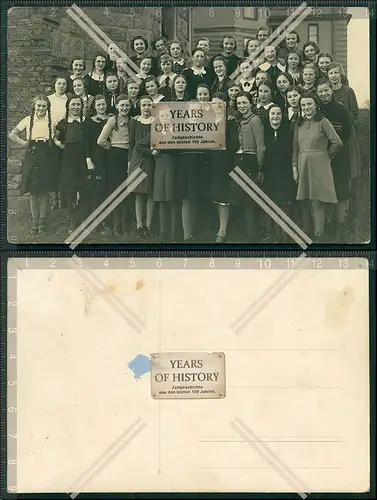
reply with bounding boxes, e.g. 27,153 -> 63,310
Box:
12,258 -> 370,494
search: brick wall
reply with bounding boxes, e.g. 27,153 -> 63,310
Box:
7,6 -> 164,194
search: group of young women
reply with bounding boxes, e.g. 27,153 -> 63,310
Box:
9,30 -> 361,243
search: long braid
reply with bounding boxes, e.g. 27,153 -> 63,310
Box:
47,104 -> 53,147
114,106 -> 119,131
28,105 -> 35,147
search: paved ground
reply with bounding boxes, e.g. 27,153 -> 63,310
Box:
7,171 -> 370,245
7,109 -> 371,246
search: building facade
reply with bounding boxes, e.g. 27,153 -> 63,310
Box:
7,6 -> 192,190
193,6 -> 350,72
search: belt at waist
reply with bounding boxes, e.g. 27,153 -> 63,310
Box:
299,149 -> 328,153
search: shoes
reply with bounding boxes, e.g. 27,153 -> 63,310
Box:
136,227 -> 145,240
145,227 -> 154,240
313,232 -> 325,243
184,236 -> 195,243
335,222 -> 348,243
30,224 -> 39,235
38,223 -> 47,235
113,227 -> 122,238
215,234 -> 225,243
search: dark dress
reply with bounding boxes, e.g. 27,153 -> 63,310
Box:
287,108 -> 301,131
153,139 -> 178,202
56,119 -> 87,194
128,117 -> 155,195
82,117 -> 107,198
274,93 -> 289,116
129,99 -> 141,118
320,99 -> 352,200
105,58 -> 117,73
181,67 -> 212,100
172,59 -> 186,75
253,102 -> 276,127
333,86 -> 361,179
86,74 -> 106,97
207,115 -> 239,204
176,151 -> 206,199
263,124 -> 296,204
258,63 -> 285,88
210,76 -> 231,96
20,141 -> 58,195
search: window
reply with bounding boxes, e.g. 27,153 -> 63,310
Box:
270,24 -> 280,36
308,24 -> 319,44
243,7 -> 257,20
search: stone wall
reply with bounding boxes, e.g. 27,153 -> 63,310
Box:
7,6 -> 165,193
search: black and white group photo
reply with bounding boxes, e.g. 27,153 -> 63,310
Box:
6,5 -> 371,244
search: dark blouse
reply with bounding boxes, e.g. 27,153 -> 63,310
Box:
333,86 -> 359,122
56,119 -> 84,144
104,89 -> 120,115
319,99 -> 351,142
211,76 -> 231,96
83,116 -> 108,175
181,67 -> 213,100
86,74 -> 106,96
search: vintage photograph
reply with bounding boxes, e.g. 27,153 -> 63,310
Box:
8,257 -> 370,493
6,5 -> 371,244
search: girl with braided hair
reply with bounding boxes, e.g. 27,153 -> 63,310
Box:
9,94 -> 57,236
54,95 -> 87,234
97,94 -> 132,237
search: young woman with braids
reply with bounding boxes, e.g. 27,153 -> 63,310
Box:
54,95 -> 87,235
9,94 -> 57,236
97,94 -> 132,238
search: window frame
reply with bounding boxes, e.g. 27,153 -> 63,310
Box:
308,23 -> 319,44
243,7 -> 258,20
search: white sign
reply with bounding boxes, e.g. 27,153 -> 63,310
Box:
151,351 -> 226,399
151,101 -> 226,150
